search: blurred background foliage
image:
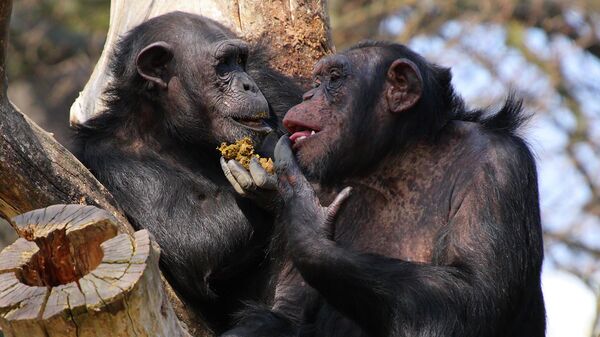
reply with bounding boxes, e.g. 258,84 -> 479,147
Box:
7,0 -> 108,145
3,0 -> 599,336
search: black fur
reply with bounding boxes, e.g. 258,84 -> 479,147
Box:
223,41 -> 545,337
72,12 -> 301,333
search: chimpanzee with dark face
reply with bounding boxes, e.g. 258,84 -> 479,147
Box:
72,12 -> 302,333
223,41 -> 545,337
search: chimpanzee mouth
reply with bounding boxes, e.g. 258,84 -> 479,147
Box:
284,119 -> 321,147
230,116 -> 273,133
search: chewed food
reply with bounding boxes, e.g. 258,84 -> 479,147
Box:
218,137 -> 275,174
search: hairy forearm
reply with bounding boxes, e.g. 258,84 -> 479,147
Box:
287,232 -> 503,336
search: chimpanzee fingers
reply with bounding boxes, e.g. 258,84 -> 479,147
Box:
274,136 -> 301,176
276,167 -> 295,201
220,157 -> 247,196
227,160 -> 256,191
274,136 -> 313,194
325,187 -> 353,225
249,157 -> 277,190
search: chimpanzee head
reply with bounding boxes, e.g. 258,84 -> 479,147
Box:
106,12 -> 272,146
282,41 -> 460,183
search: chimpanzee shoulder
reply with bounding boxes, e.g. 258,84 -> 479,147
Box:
450,95 -> 535,177
455,95 -> 530,136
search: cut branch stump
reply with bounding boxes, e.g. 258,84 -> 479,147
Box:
0,204 -> 190,337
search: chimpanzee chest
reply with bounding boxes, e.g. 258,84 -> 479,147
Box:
196,178 -> 273,246
331,165 -> 456,263
190,163 -> 271,232
164,167 -> 273,274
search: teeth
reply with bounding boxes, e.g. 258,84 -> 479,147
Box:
310,130 -> 316,135
298,136 -> 307,141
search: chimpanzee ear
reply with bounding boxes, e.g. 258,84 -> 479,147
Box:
136,41 -> 174,90
386,58 -> 422,114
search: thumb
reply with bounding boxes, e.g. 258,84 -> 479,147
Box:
274,136 -> 310,191
323,187 -> 352,234
274,136 -> 301,177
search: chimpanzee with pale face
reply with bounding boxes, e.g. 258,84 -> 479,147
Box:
222,41 -> 545,337
73,12 -> 302,333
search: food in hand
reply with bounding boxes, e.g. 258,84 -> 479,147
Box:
218,137 -> 274,174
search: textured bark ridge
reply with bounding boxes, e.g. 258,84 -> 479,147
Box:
0,204 -> 190,337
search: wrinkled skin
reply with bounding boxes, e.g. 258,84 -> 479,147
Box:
220,156 -> 279,211
73,12 -> 302,333
222,41 -> 545,337
134,29 -> 271,146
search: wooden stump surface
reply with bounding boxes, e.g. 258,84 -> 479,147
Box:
0,204 -> 189,337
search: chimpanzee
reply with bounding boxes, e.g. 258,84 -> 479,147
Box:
72,12 -> 302,333
221,41 -> 545,337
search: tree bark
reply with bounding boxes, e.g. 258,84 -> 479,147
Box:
0,204 -> 190,337
70,0 -> 333,125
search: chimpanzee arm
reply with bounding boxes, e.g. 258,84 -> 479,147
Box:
275,136 -> 545,337
85,147 -> 268,310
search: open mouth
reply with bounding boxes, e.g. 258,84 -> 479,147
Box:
283,119 -> 321,147
230,116 -> 273,133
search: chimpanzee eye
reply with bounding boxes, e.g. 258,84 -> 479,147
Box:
327,68 -> 344,90
237,55 -> 243,65
330,69 -> 341,82
312,78 -> 322,89
329,67 -> 343,82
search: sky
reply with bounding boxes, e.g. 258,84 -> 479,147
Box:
543,267 -> 595,337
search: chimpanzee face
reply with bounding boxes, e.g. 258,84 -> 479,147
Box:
201,39 -> 271,143
136,36 -> 271,146
282,48 -> 423,182
282,54 -> 356,180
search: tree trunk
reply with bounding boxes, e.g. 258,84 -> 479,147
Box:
70,0 -> 333,125
0,204 -> 190,337
0,0 -> 332,335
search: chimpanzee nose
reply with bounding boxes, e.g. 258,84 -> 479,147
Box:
238,75 -> 258,93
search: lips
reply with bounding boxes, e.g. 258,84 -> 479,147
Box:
230,114 -> 272,133
283,118 -> 320,146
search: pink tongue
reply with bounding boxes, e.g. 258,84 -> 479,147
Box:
289,130 -> 312,143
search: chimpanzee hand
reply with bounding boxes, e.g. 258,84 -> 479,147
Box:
220,156 -> 280,211
274,136 -> 352,239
